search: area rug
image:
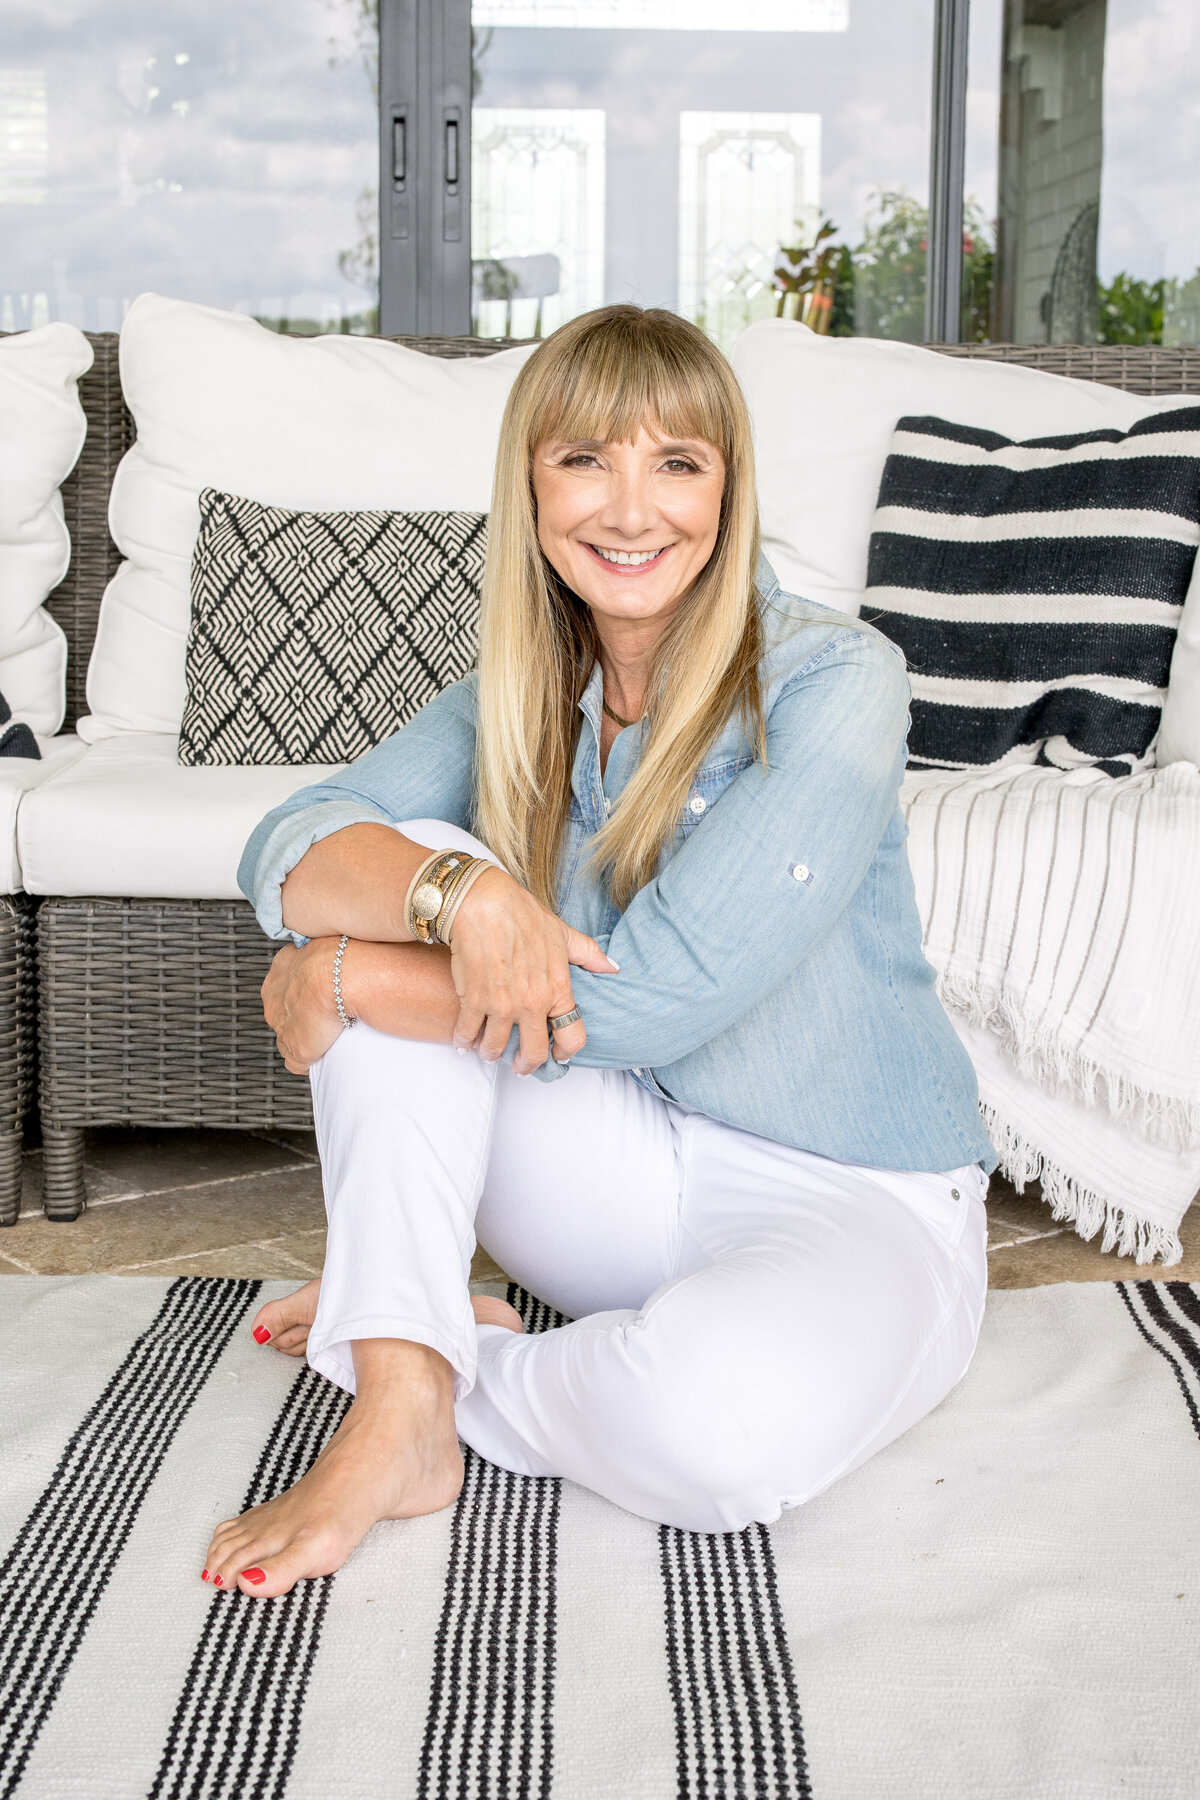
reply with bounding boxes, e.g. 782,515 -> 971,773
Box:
0,1275 -> 1196,1800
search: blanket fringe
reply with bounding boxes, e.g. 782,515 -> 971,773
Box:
980,1102 -> 1184,1267
938,972 -> 1200,1152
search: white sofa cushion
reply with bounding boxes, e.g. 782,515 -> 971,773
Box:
80,296 -> 536,742
0,734 -> 86,894
18,733 -> 345,899
729,321 -> 1199,615
0,324 -> 92,736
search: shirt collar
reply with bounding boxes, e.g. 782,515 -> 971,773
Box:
578,656 -> 604,740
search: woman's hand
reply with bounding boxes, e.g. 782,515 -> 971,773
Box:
261,939 -> 345,1075
447,866 -> 618,1074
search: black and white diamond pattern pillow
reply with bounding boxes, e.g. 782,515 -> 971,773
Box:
180,490 -> 487,765
865,408 -> 1200,776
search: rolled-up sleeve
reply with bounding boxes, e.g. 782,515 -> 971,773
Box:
237,677 -> 480,943
556,631 -> 911,1075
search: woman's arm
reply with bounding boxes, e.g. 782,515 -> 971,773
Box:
241,676 -> 616,1071
278,823 -> 440,942
261,937 -> 461,1074
264,871 -> 617,1076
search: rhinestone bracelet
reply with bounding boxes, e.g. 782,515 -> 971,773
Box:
333,932 -> 355,1029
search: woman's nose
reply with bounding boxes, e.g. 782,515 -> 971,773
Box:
596,471 -> 658,539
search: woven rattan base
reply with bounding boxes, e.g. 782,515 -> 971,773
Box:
0,895 -> 36,1225
38,898 -> 312,1221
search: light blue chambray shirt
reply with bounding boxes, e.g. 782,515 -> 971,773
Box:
239,560 -> 995,1175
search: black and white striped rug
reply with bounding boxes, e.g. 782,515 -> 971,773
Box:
1,1275 -> 1197,1799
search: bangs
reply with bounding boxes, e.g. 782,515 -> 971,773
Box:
527,309 -> 735,461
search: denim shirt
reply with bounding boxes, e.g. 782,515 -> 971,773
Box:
239,562 -> 995,1175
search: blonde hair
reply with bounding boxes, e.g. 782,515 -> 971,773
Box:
473,305 -> 766,911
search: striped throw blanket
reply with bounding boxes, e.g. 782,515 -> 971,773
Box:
901,760 -> 1200,1246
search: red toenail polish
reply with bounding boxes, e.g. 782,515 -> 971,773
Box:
253,1325 -> 271,1344
213,1575 -> 224,1588
201,1569 -> 209,1581
242,1568 -> 266,1584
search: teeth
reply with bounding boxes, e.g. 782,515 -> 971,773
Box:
593,546 -> 662,566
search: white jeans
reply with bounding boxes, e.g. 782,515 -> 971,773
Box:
306,1005 -> 989,1534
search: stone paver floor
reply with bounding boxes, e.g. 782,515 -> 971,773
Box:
1,1126 -> 1197,1287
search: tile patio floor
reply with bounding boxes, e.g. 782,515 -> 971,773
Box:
1,1126 -> 1197,1285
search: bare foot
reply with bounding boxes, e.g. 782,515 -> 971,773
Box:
472,1294 -> 524,1334
203,1341 -> 463,1598
248,1281 -> 523,1360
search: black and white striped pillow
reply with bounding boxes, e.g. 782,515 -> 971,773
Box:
865,409 -> 1200,775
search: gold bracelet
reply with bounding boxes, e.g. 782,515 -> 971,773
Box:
403,849 -> 444,943
405,849 -> 471,944
435,857 -> 492,945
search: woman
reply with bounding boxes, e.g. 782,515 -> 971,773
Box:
202,305 -> 995,1600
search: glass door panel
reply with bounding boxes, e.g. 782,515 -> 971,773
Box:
966,0 -> 1200,345
471,0 -> 936,349
0,0 -> 378,334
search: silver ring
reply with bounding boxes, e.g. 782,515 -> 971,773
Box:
548,1006 -> 582,1032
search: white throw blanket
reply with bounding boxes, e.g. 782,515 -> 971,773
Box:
901,760 -> 1200,1255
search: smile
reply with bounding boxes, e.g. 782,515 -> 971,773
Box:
587,544 -> 668,568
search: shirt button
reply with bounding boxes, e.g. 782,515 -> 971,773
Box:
792,863 -> 810,882
604,797 -> 612,813
689,795 -> 706,814
631,1067 -> 642,1077
951,1188 -> 961,1201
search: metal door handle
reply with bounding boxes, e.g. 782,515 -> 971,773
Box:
444,116 -> 460,188
392,112 -> 407,187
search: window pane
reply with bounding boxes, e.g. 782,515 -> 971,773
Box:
0,0 -> 378,335
966,0 -> 1200,345
471,0 -> 935,349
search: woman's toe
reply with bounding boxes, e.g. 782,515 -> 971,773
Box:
249,1279 -> 321,1347
234,1553 -> 304,1598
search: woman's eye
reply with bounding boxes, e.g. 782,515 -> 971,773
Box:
663,457 -> 698,474
563,452 -> 600,468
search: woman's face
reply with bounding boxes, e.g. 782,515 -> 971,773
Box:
531,423 -> 725,634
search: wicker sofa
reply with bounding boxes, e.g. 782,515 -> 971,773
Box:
25,332 -> 1200,1226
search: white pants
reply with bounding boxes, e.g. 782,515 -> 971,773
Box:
306,982 -> 989,1535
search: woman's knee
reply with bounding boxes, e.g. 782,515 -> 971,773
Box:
596,1321 -> 801,1532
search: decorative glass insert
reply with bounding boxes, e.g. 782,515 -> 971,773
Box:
473,1 -> 849,29
0,0 -> 377,336
471,109 -> 605,340
0,70 -> 49,207
678,113 -> 821,352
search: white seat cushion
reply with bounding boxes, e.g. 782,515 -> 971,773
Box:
18,733 -> 344,899
0,735 -> 87,893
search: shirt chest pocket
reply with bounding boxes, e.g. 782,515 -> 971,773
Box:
676,755 -> 754,839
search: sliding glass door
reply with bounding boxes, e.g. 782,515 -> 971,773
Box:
469,0 -> 937,348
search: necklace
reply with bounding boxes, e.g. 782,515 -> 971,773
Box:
602,698 -> 639,730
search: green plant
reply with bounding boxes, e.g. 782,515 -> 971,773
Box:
1097,272 -> 1165,345
773,217 -> 842,332
851,190 -> 928,341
